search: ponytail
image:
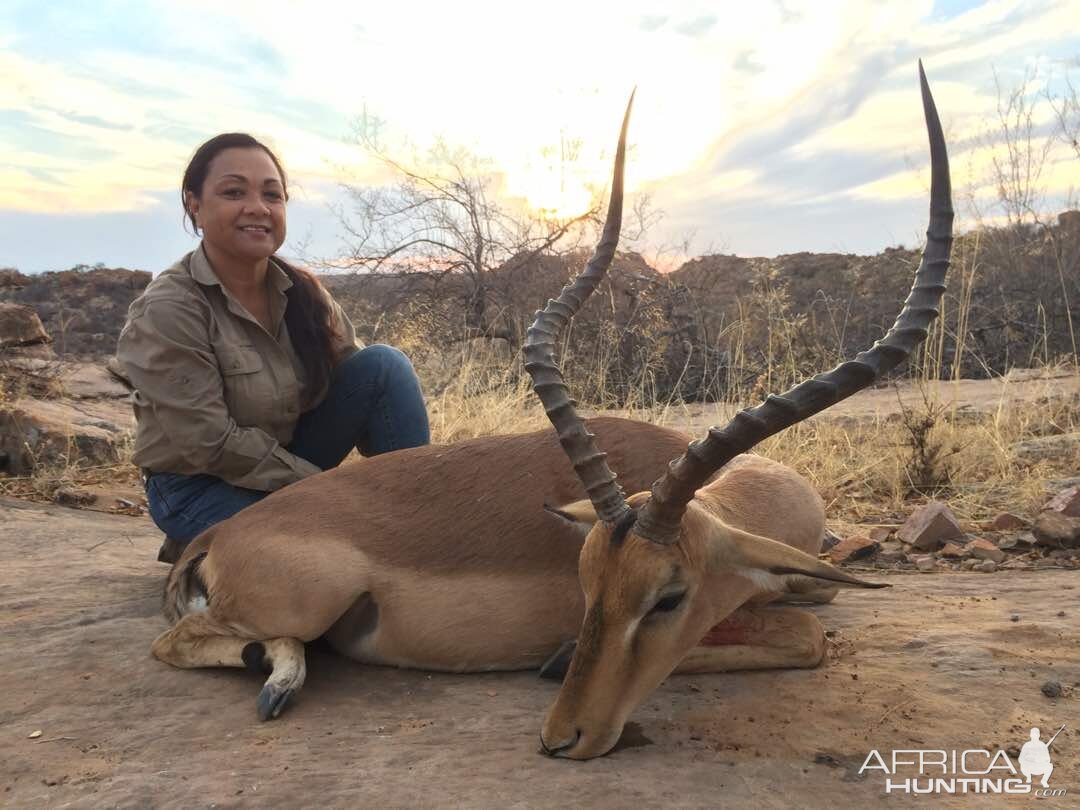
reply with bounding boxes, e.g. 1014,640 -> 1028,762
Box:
275,257 -> 341,408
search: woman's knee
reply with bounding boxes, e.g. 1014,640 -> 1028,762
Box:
342,344 -> 420,384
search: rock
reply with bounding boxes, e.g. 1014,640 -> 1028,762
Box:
1040,681 -> 1062,699
1044,486 -> 1080,518
827,535 -> 879,564
1033,511 -> 1080,549
820,528 -> 842,551
0,268 -> 31,288
975,559 -> 997,573
965,538 -> 1005,563
0,302 -> 49,347
53,487 -> 97,507
105,356 -> 133,389
3,359 -> 131,400
868,526 -> 894,542
961,559 -> 980,571
1048,549 -> 1077,560
897,501 -> 964,551
1016,531 -> 1038,546
1010,613 -> 1020,622
990,512 -> 1028,531
877,540 -> 907,564
0,397 -> 134,475
997,535 -> 1019,550
913,555 -> 937,572
938,542 -> 967,559
1012,433 -> 1080,463
59,363 -> 132,400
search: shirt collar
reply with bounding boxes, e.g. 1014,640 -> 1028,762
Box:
189,242 -> 294,295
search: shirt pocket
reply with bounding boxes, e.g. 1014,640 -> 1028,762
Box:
217,346 -> 271,427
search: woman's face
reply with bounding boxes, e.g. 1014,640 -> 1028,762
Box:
187,147 -> 287,264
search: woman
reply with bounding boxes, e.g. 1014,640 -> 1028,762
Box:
118,133 -> 430,562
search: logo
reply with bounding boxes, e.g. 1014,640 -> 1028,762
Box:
859,725 -> 1067,798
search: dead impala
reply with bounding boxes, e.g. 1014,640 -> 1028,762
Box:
152,62 -> 952,760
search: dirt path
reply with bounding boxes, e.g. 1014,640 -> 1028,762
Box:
1,498 -> 1076,808
597,369 -> 1079,431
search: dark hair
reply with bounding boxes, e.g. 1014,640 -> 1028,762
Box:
182,133 -> 341,407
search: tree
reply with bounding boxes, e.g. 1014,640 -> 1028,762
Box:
334,117 -> 605,347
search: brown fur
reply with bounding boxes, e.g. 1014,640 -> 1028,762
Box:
154,416 -> 858,746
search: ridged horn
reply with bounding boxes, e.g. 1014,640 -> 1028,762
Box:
637,61 -> 954,544
523,92 -> 634,524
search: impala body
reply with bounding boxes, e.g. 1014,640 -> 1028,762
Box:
163,418 -> 827,672
152,64 -> 952,761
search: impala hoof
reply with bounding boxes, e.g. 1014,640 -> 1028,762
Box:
256,683 -> 293,721
539,640 -> 577,682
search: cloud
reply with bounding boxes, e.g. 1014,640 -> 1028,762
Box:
639,15 -> 667,32
48,108 -> 135,132
674,15 -> 718,36
2,0 -> 1079,272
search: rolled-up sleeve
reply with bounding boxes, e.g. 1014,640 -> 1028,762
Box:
118,297 -> 322,490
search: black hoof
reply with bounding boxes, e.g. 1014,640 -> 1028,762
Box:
242,642 -> 272,675
256,683 -> 293,721
539,640 -> 576,682
157,536 -> 185,564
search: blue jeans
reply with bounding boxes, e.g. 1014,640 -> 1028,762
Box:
145,344 -> 429,545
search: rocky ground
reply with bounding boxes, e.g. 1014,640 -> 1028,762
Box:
1,498 -> 1076,808
1,296 -> 1078,806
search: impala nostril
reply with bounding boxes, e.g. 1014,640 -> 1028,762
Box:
539,729 -> 582,757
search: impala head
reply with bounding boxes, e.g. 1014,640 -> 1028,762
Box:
525,63 -> 953,760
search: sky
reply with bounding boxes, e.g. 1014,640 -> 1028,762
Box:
1,0 -> 1078,274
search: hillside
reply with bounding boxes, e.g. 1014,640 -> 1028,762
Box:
3,212 -> 1078,403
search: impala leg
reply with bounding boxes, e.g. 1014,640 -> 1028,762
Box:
674,605 -> 826,674
151,613 -> 307,721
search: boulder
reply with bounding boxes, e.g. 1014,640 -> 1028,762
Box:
913,555 -> 937,572
965,538 -> 1005,563
0,397 -> 134,475
827,535 -> 879,564
990,512 -> 1028,531
897,501 -> 964,551
60,363 -> 132,400
1043,486 -> 1080,518
1012,433 -> 1080,463
0,303 -> 49,348
1033,511 -> 1080,549
877,540 -> 908,564
820,528 -> 842,551
938,542 -> 967,559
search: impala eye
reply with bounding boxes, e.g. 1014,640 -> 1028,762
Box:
650,591 -> 686,615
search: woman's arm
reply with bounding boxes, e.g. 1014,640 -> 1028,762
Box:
118,295 -> 321,490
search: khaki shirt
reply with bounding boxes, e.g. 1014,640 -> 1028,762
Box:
118,245 -> 359,491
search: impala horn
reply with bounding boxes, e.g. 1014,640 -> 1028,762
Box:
523,92 -> 634,524
636,61 -> 954,544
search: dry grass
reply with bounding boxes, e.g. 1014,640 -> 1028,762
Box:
3,230 -> 1077,530
415,341 -> 1078,532
753,379 -> 1077,532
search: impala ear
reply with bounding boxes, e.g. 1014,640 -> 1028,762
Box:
545,500 -> 600,537
707,525 -> 888,590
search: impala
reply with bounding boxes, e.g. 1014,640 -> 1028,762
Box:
152,63 -> 952,761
